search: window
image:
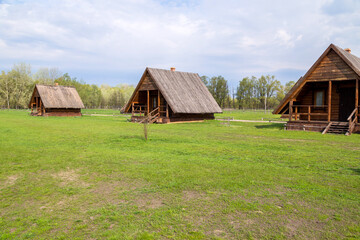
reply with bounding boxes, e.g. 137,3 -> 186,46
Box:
153,97 -> 157,108
314,90 -> 325,106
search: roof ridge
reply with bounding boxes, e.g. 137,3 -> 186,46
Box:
147,67 -> 199,75
36,84 -> 76,88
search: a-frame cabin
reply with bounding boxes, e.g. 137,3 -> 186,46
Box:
122,67 -> 222,123
29,84 -> 84,117
273,44 -> 360,135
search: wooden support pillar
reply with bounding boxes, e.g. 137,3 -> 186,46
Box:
356,79 -> 359,109
308,106 -> 311,122
295,107 -> 298,121
328,81 -> 332,122
356,79 -> 359,123
289,100 -> 293,121
166,103 -> 169,118
39,100 -> 42,116
158,90 -> 160,111
147,90 -> 149,115
132,102 -> 134,117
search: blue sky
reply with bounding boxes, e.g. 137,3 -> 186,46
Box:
0,0 -> 360,89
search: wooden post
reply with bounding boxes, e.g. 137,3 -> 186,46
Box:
158,90 -> 160,113
36,97 -> 38,113
295,107 -> 298,121
132,102 -> 134,117
356,79 -> 358,109
39,100 -> 42,116
328,81 -> 332,122
289,100 -> 293,121
147,90 -> 149,115
356,79 -> 359,123
308,106 -> 311,122
166,103 -> 169,118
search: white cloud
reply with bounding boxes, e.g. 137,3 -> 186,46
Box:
0,0 -> 359,86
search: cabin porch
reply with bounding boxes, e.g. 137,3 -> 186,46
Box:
30,96 -> 45,116
130,89 -> 216,123
282,79 -> 360,134
130,90 -> 170,123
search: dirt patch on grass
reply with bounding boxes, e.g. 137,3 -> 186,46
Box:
6,175 -> 19,185
134,194 -> 164,209
182,190 -> 207,201
52,169 -> 89,187
53,169 -> 78,182
0,175 -> 19,189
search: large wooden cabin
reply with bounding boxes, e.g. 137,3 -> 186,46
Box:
29,84 -> 84,117
122,67 -> 222,123
273,44 -> 360,135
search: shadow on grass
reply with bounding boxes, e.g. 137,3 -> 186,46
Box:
255,123 -> 285,130
349,168 -> 360,175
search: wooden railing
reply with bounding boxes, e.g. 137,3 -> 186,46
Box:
139,107 -> 160,124
346,106 -> 359,135
289,105 -> 328,121
131,103 -> 147,116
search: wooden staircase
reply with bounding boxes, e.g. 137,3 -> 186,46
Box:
138,107 -> 160,124
322,122 -> 349,135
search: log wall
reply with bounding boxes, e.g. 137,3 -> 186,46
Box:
44,108 -> 82,117
307,49 -> 358,82
139,73 -> 158,91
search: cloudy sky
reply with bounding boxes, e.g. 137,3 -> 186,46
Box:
1,0 -> 360,88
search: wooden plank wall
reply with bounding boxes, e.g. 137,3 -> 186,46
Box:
45,108 -> 81,117
307,49 -> 358,81
139,73 -> 158,91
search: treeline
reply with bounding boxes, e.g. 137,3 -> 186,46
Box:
0,63 -> 134,109
0,63 -> 295,110
201,75 -> 295,110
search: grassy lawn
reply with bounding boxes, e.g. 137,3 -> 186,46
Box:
217,109 -> 284,121
82,109 -> 122,115
0,110 -> 359,239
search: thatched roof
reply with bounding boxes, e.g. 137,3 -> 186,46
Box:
273,44 -> 360,114
30,84 -> 84,109
125,68 -> 222,114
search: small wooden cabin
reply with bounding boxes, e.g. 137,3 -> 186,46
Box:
29,84 -> 84,117
122,67 -> 222,123
273,44 -> 360,135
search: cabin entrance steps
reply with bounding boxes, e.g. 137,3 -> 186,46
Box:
138,107 -> 160,124
322,122 -> 349,135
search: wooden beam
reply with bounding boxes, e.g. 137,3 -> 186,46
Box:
132,102 -> 134,117
295,107 -> 298,121
166,103 -> 169,118
158,90 -> 160,111
289,100 -> 293,121
328,81 -> 332,122
147,90 -> 149,115
356,78 -> 359,109
308,106 -> 311,122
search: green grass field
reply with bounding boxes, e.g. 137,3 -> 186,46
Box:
82,109 -> 123,115
219,109 -> 284,121
0,110 -> 359,239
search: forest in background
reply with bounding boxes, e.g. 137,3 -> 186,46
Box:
0,63 -> 134,109
0,63 -> 295,110
201,75 -> 294,110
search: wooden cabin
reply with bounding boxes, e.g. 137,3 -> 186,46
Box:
122,67 -> 222,123
273,44 -> 360,135
29,84 -> 84,117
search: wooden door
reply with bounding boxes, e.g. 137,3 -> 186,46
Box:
151,96 -> 157,111
339,88 -> 355,121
